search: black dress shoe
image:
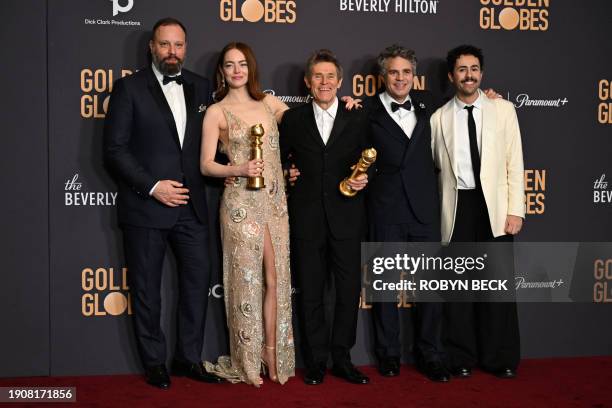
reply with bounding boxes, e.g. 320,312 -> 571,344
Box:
450,367 -> 472,378
332,363 -> 370,384
304,365 -> 325,385
172,360 -> 223,383
419,361 -> 451,382
378,357 -> 400,377
145,365 -> 171,389
493,368 -> 516,379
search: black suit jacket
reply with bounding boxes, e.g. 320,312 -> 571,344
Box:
280,103 -> 369,240
365,90 -> 439,226
103,67 -> 212,229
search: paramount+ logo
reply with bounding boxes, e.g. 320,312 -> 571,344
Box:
480,0 -> 549,31
220,0 -> 297,23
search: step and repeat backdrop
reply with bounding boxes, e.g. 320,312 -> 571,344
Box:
2,0 -> 612,377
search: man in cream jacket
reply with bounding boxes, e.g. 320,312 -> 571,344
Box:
430,45 -> 525,379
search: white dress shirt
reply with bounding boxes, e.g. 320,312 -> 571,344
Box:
312,97 -> 338,145
152,63 -> 187,148
149,63 -> 187,195
379,91 -> 416,138
453,92 -> 483,190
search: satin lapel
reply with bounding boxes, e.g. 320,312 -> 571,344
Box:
441,100 -> 458,178
146,69 -> 181,150
325,105 -> 348,149
403,99 -> 426,160
371,96 -> 408,145
304,104 -> 326,149
480,91 -> 497,175
181,79 -> 196,149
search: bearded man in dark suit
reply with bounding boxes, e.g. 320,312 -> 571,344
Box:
104,17 -> 221,389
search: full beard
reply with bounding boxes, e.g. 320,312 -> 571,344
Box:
154,55 -> 183,76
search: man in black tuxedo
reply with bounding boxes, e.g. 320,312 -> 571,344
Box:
365,44 -> 449,382
279,50 -> 370,385
103,17 -> 221,389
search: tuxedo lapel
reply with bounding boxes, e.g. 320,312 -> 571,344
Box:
371,96 -> 409,145
403,96 -> 426,159
181,78 -> 196,149
441,99 -> 458,179
146,68 -> 181,150
325,105 -> 348,149
303,104 -> 326,149
480,91 -> 497,174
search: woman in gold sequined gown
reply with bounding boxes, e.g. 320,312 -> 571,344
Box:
200,42 -> 294,386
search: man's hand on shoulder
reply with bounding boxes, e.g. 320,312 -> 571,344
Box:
151,180 -> 190,207
484,88 -> 502,99
341,95 -> 363,110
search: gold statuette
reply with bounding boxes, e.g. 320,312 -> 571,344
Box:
247,123 -> 266,189
339,148 -> 377,197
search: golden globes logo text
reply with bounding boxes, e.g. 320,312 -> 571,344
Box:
360,268 -> 412,310
81,69 -> 132,119
480,0 -> 549,31
81,267 -> 132,317
598,80 -> 612,124
593,259 -> 612,303
352,74 -> 426,96
220,0 -> 297,23
525,169 -> 546,215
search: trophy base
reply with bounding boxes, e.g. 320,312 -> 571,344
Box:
247,177 -> 266,190
339,179 -> 358,197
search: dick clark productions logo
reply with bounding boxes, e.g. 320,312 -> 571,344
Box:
110,0 -> 133,16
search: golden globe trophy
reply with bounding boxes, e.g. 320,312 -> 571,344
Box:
247,123 -> 266,189
339,148 -> 377,197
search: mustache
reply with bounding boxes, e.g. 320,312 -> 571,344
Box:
163,56 -> 181,63
461,77 -> 478,83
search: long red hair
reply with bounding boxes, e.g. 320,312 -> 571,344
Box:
214,42 -> 265,102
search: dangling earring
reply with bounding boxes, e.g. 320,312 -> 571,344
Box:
221,77 -> 226,88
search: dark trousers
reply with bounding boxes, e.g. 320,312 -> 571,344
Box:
444,189 -> 520,371
292,219 -> 362,369
370,219 -> 445,365
122,203 -> 211,368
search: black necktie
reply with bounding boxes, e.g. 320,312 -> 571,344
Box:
464,105 -> 481,189
162,75 -> 184,85
391,100 -> 412,112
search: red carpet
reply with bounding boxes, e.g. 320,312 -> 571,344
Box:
1,357 -> 611,407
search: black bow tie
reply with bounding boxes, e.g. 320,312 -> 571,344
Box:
162,75 -> 184,85
390,100 -> 412,112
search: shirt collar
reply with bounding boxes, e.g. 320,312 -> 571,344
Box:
381,91 -> 412,113
312,97 -> 338,119
152,62 -> 182,85
454,89 -> 483,113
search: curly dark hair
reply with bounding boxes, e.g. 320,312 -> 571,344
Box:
446,45 -> 484,73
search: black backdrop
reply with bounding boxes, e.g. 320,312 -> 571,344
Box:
2,0 -> 612,377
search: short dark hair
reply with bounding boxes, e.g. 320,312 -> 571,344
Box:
377,44 -> 417,75
151,17 -> 187,41
305,49 -> 343,80
446,45 -> 484,73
